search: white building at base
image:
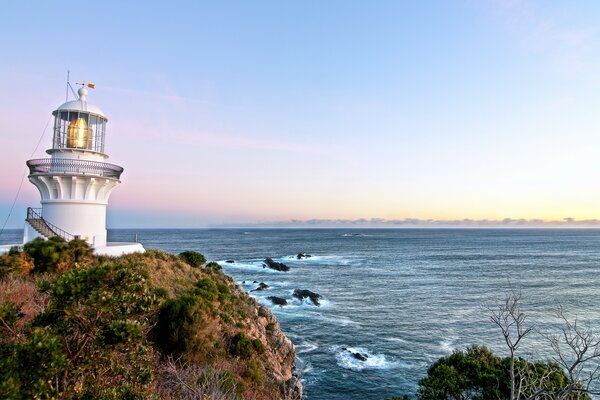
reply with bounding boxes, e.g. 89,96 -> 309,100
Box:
2,85 -> 144,256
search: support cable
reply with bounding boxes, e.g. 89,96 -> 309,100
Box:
0,114 -> 53,240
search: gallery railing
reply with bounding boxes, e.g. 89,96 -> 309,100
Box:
27,158 -> 123,179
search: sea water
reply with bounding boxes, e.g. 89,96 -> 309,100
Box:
4,228 -> 600,399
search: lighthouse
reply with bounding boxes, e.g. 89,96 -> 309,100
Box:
22,84 -> 144,256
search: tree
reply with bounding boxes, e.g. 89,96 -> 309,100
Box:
488,292 -> 596,400
543,308 -> 600,399
488,291 -> 532,400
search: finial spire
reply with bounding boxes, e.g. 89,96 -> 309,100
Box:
75,81 -> 95,101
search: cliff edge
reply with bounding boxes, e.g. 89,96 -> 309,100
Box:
0,238 -> 302,399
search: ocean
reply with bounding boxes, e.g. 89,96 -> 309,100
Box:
3,228 -> 600,399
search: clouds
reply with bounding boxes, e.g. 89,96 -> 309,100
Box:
238,217 -> 600,228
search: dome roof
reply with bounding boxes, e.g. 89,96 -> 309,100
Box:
54,87 -> 107,119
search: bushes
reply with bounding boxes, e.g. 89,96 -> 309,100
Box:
416,345 -> 588,400
0,247 -> 34,278
22,237 -> 93,273
0,247 -> 289,400
0,328 -> 67,399
229,332 -> 265,358
1,260 -> 160,398
178,250 -> 206,268
155,292 -> 202,353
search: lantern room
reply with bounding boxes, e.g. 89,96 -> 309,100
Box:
51,87 -> 107,154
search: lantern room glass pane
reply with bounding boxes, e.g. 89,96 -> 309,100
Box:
52,111 -> 107,153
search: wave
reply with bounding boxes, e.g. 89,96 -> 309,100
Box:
333,346 -> 397,372
296,340 -> 319,354
317,314 -> 359,326
439,336 -> 458,354
279,254 -> 352,266
217,260 -> 288,273
386,337 -> 410,345
341,233 -> 373,237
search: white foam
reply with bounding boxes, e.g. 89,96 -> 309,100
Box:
439,336 -> 458,354
296,340 -> 319,354
334,346 -> 396,372
279,254 -> 352,266
288,292 -> 331,308
386,337 -> 410,345
217,260 -> 287,273
317,314 -> 359,326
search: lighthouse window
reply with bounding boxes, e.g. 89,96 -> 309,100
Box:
52,110 -> 107,153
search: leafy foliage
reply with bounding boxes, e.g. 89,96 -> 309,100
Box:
0,247 -> 34,278
416,345 -> 589,400
178,250 -> 206,268
0,247 -> 296,400
22,237 -> 93,273
229,332 -> 265,358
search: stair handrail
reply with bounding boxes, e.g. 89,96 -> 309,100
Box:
26,207 -> 75,242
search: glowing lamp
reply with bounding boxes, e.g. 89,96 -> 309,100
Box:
67,117 -> 91,148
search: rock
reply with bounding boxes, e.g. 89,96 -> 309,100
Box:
267,296 -> 288,306
293,289 -> 321,306
296,253 -> 312,259
253,280 -> 259,284
251,282 -> 270,292
352,352 -> 368,361
263,258 -> 290,272
225,259 -> 235,263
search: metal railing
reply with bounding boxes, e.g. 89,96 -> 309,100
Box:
26,207 -> 75,242
27,158 -> 123,179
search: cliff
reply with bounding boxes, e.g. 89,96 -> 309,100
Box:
0,239 -> 302,399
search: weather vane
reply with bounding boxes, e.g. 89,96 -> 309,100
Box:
76,81 -> 95,89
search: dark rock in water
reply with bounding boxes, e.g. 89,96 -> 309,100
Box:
264,258 -> 290,272
226,259 -> 235,263
251,282 -> 270,292
242,281 -> 246,284
352,352 -> 368,361
267,296 -> 288,306
293,289 -> 321,306
253,280 -> 259,284
296,253 -> 312,259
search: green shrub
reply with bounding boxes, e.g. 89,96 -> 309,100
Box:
178,251 -> 206,268
0,328 -> 67,399
244,359 -> 264,387
23,237 -> 69,273
229,333 -> 264,359
205,261 -> 222,271
416,345 -> 588,400
265,322 -> 275,333
155,293 -> 201,353
102,320 -> 143,345
22,237 -> 93,273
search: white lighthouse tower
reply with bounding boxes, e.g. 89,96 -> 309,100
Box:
23,84 -> 144,256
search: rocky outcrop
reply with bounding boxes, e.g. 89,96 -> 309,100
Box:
267,296 -> 288,306
293,289 -> 321,306
263,258 -> 290,272
341,347 -> 369,361
296,253 -> 312,259
251,282 -> 270,292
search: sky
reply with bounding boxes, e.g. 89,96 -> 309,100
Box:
1,0 -> 600,228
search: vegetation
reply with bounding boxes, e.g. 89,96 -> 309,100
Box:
0,239 -> 300,399
178,250 -> 206,268
417,346 -> 582,400
387,291 -> 600,400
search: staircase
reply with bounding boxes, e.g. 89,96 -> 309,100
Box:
26,207 -> 74,241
